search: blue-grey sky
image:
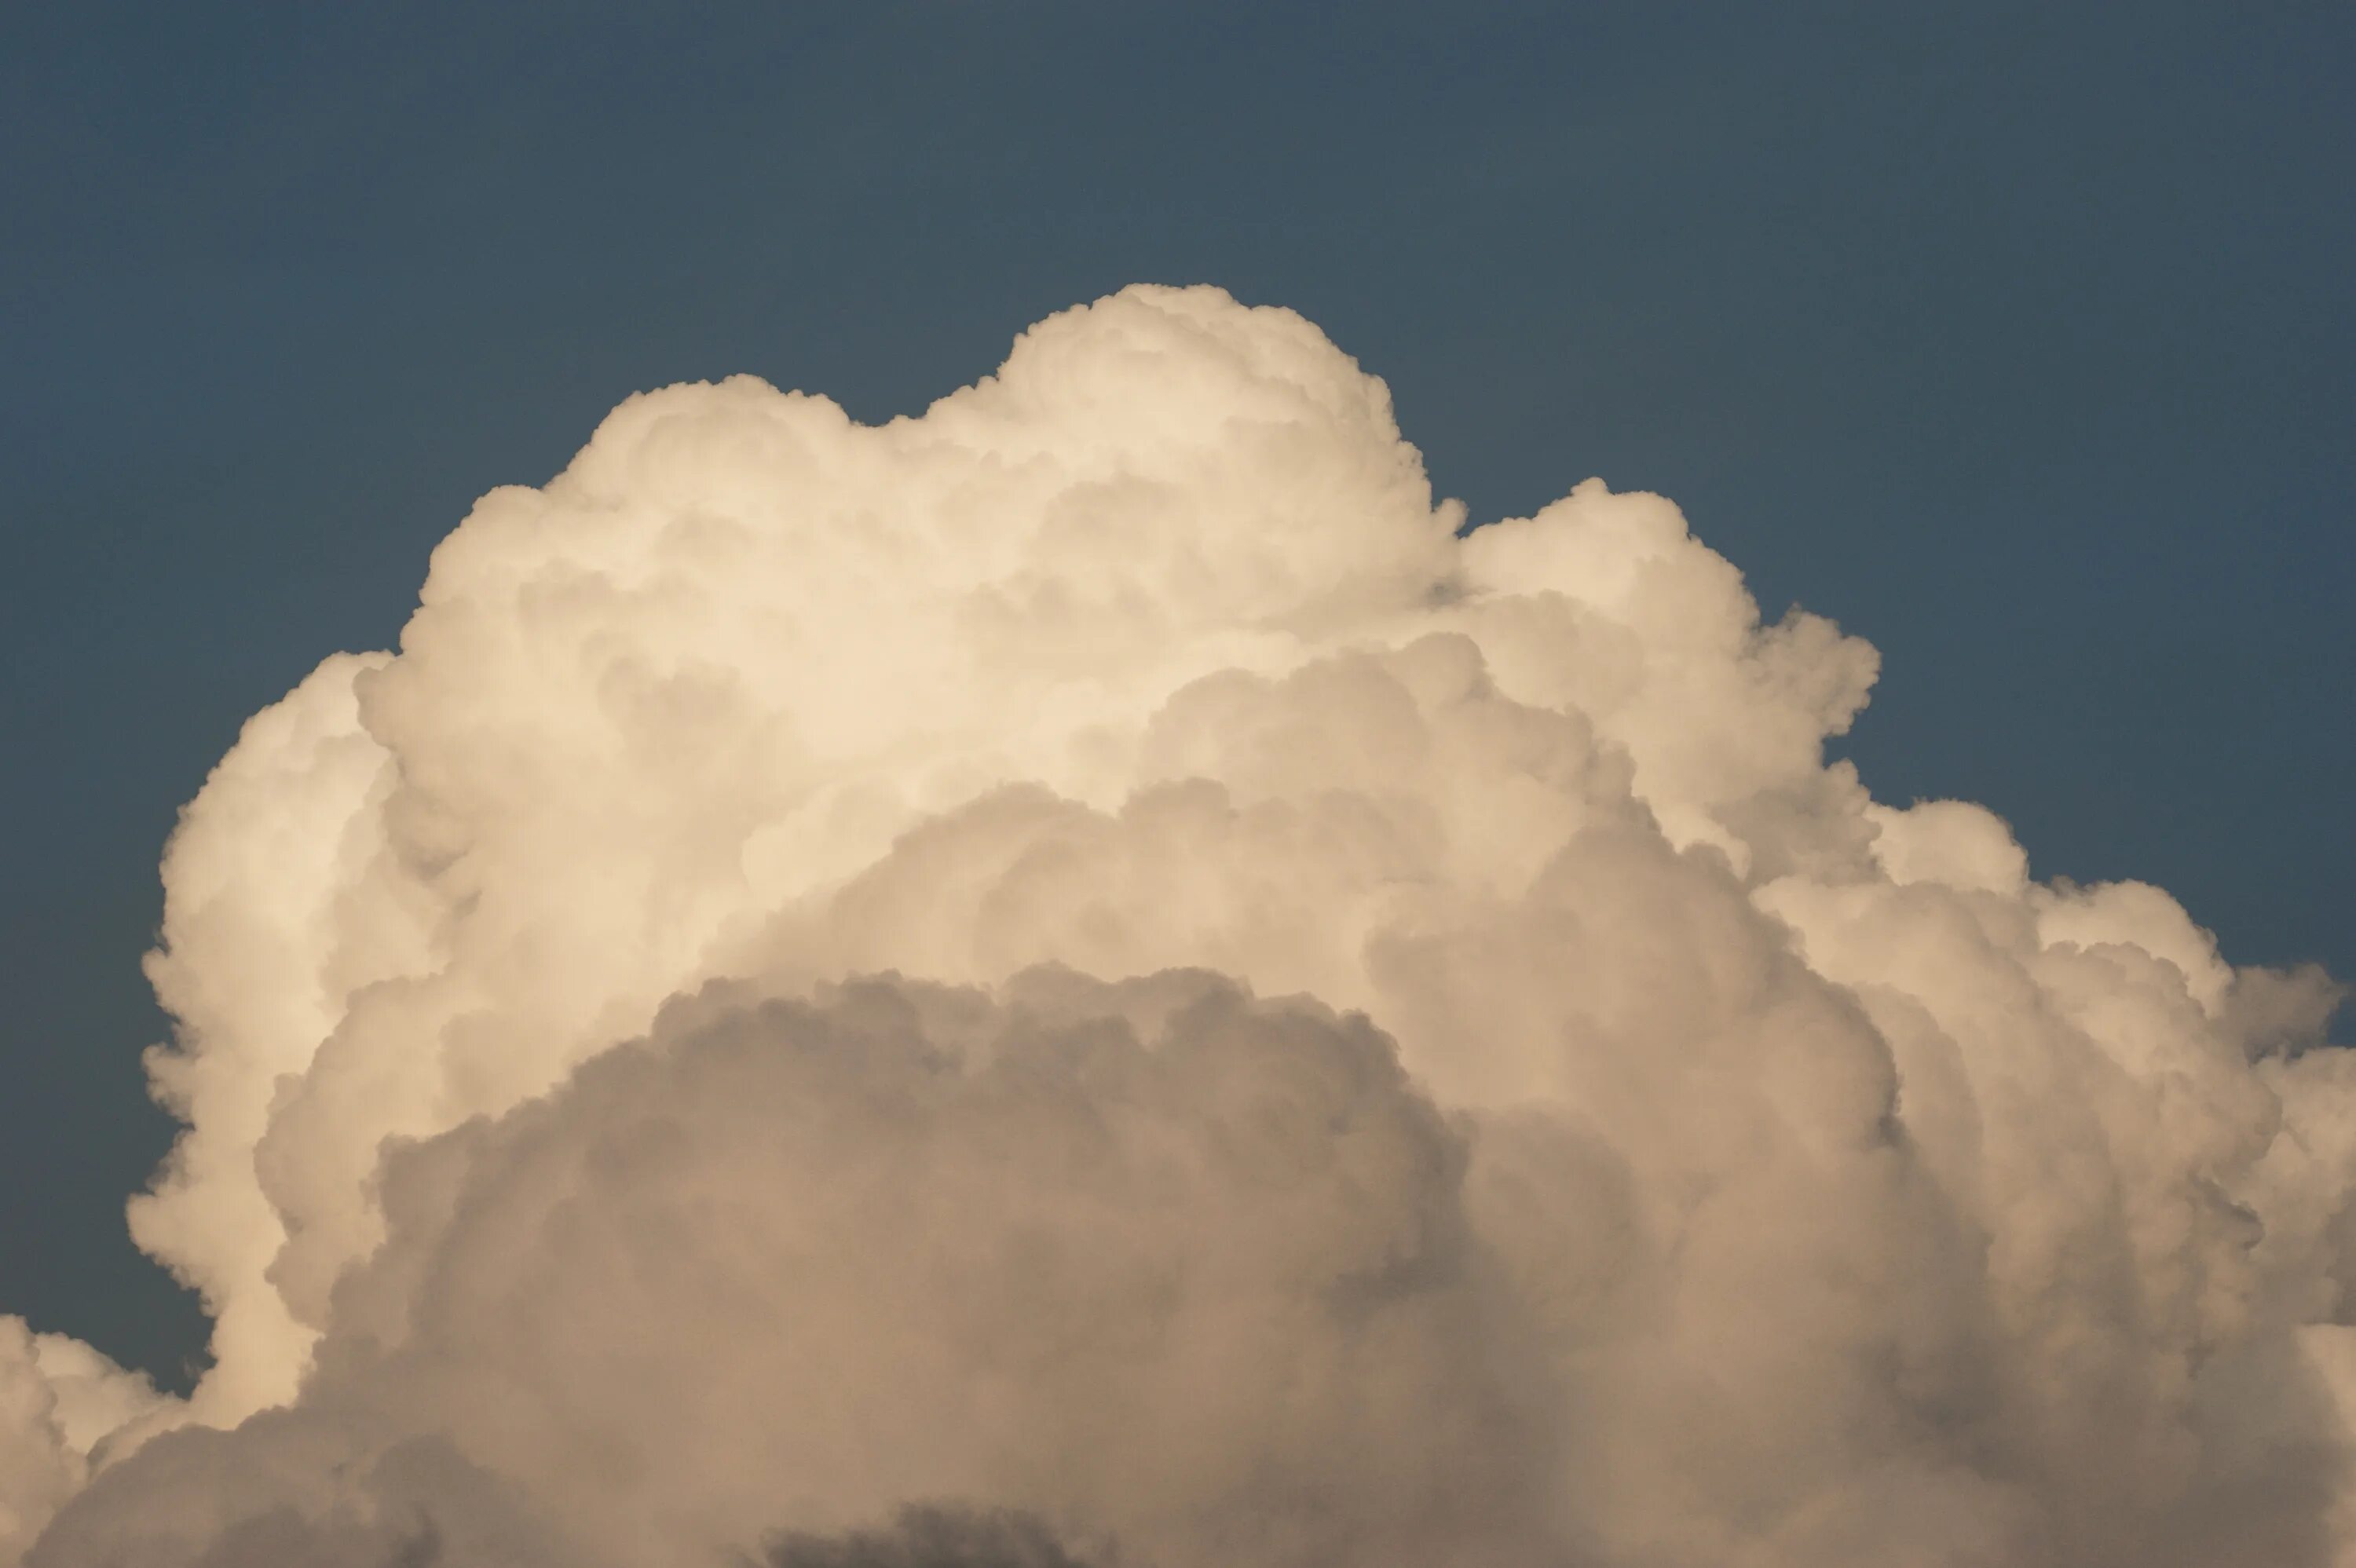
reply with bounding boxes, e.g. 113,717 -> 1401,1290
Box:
2,2 -> 2347,1388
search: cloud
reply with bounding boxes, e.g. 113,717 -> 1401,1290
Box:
758,1504 -> 1098,1568
40,974 -> 1559,1566
9,285 -> 2352,1564
0,1323 -> 161,1566
27,1423 -> 582,1568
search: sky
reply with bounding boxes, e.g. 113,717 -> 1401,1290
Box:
2,0 -> 2348,1403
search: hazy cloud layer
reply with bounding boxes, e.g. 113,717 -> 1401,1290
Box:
9,287 -> 2351,1565
759,1505 -> 1099,1568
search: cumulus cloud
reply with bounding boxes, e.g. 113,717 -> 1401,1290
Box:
8,285 -> 2352,1565
42,975 -> 1553,1566
0,1323 -> 161,1565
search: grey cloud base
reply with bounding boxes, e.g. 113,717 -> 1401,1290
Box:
7,287 -> 2353,1565
758,1506 -> 1099,1568
40,974 -> 1556,1566
38,961 -> 2351,1566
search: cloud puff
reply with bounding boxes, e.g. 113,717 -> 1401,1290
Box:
40,974 -> 1557,1566
10,286 -> 2351,1564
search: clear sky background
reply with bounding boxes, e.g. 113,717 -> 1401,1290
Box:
2,2 -> 2347,1389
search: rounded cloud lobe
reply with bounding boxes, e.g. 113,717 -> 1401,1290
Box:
10,286 -> 2353,1565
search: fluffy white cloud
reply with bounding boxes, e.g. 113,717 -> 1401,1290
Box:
12,286 -> 2350,1565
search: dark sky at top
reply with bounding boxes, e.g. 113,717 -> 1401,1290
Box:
2,2 -> 2347,1388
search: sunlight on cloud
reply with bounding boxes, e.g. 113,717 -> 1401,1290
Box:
7,286 -> 2348,1566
